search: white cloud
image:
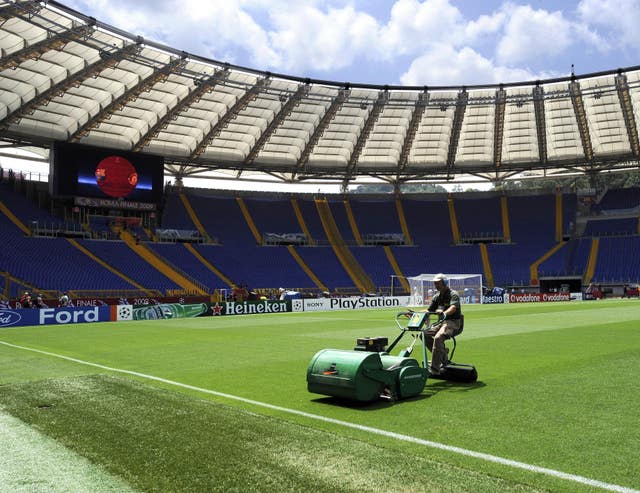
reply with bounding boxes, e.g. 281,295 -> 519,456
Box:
463,12 -> 507,43
67,0 -> 281,66
578,0 -> 640,49
496,5 -> 573,65
378,0 -> 465,57
267,4 -> 379,71
399,45 -> 550,86
62,0 -> 612,86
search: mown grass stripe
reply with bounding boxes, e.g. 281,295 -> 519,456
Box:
0,410 -> 136,492
1,340 -> 637,493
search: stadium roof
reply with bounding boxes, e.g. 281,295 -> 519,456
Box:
1,0 -> 640,188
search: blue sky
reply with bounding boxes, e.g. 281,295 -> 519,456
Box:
60,0 -> 640,87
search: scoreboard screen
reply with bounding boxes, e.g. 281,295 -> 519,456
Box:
50,142 -> 164,204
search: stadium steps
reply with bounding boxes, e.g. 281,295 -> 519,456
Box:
383,246 -> 410,292
529,241 -> 567,284
501,196 -> 511,242
183,243 -> 236,288
66,238 -> 154,295
179,193 -> 210,241
0,200 -> 30,235
315,199 -> 376,293
479,243 -> 494,289
144,226 -> 156,242
235,197 -> 262,244
286,246 -> 328,291
342,199 -> 363,245
119,230 -> 208,295
395,198 -> 413,245
290,198 -> 315,245
447,197 -> 460,243
555,192 -> 563,241
583,237 -> 600,284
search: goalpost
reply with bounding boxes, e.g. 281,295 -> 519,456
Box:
407,273 -> 483,306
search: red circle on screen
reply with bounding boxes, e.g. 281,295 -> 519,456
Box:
95,156 -> 138,198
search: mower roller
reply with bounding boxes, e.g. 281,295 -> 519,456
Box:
306,310 -> 477,402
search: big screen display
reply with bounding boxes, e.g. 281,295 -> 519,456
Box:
50,142 -> 164,204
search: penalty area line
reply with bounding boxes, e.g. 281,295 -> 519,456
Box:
1,340 -> 638,493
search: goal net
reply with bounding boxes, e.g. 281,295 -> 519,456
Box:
407,273 -> 483,306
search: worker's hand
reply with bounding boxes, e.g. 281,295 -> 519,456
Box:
401,309 -> 414,319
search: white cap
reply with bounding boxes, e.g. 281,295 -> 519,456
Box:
432,273 -> 448,285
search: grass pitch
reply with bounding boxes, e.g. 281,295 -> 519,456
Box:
0,299 -> 639,492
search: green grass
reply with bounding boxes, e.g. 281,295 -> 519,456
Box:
1,299 -> 639,492
0,374 -> 543,493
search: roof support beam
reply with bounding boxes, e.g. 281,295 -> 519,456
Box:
344,90 -> 388,181
132,68 -> 230,152
615,73 -> 640,158
0,42 -> 142,131
493,87 -> 507,170
0,1 -> 43,21
533,85 -> 548,164
190,76 -> 270,159
445,89 -> 468,172
569,80 -> 594,162
0,23 -> 95,72
397,91 -> 428,174
244,83 -> 309,164
293,89 -> 348,177
70,54 -> 187,142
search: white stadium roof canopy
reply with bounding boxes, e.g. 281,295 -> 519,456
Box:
1,0 -> 640,189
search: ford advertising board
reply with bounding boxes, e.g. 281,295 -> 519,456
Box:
0,306 -> 113,327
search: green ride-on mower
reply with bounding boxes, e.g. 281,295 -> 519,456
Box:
306,310 -> 478,403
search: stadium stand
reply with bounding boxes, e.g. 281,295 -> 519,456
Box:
598,187 -> 640,211
293,197 -> 328,244
77,239 -> 182,291
162,191 -> 196,230
349,197 -> 402,237
242,195 -> 306,244
455,194 -> 503,241
583,217 -> 638,236
0,225 -> 138,297
0,182 -> 83,237
3,174 -> 640,300
593,236 -> 640,282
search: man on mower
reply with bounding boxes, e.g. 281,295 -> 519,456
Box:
423,274 -> 462,375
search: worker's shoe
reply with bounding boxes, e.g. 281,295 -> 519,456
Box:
429,366 -> 441,375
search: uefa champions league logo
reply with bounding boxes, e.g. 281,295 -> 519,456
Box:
117,305 -> 133,320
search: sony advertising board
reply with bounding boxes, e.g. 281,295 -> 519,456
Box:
302,296 -> 413,312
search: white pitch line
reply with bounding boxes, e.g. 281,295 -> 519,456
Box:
1,340 -> 638,493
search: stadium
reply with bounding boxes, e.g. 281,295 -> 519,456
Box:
0,1 -> 639,492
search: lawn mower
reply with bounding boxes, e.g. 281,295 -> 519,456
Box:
306,310 -> 478,403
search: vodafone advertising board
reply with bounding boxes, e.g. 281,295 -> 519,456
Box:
505,292 -> 571,303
